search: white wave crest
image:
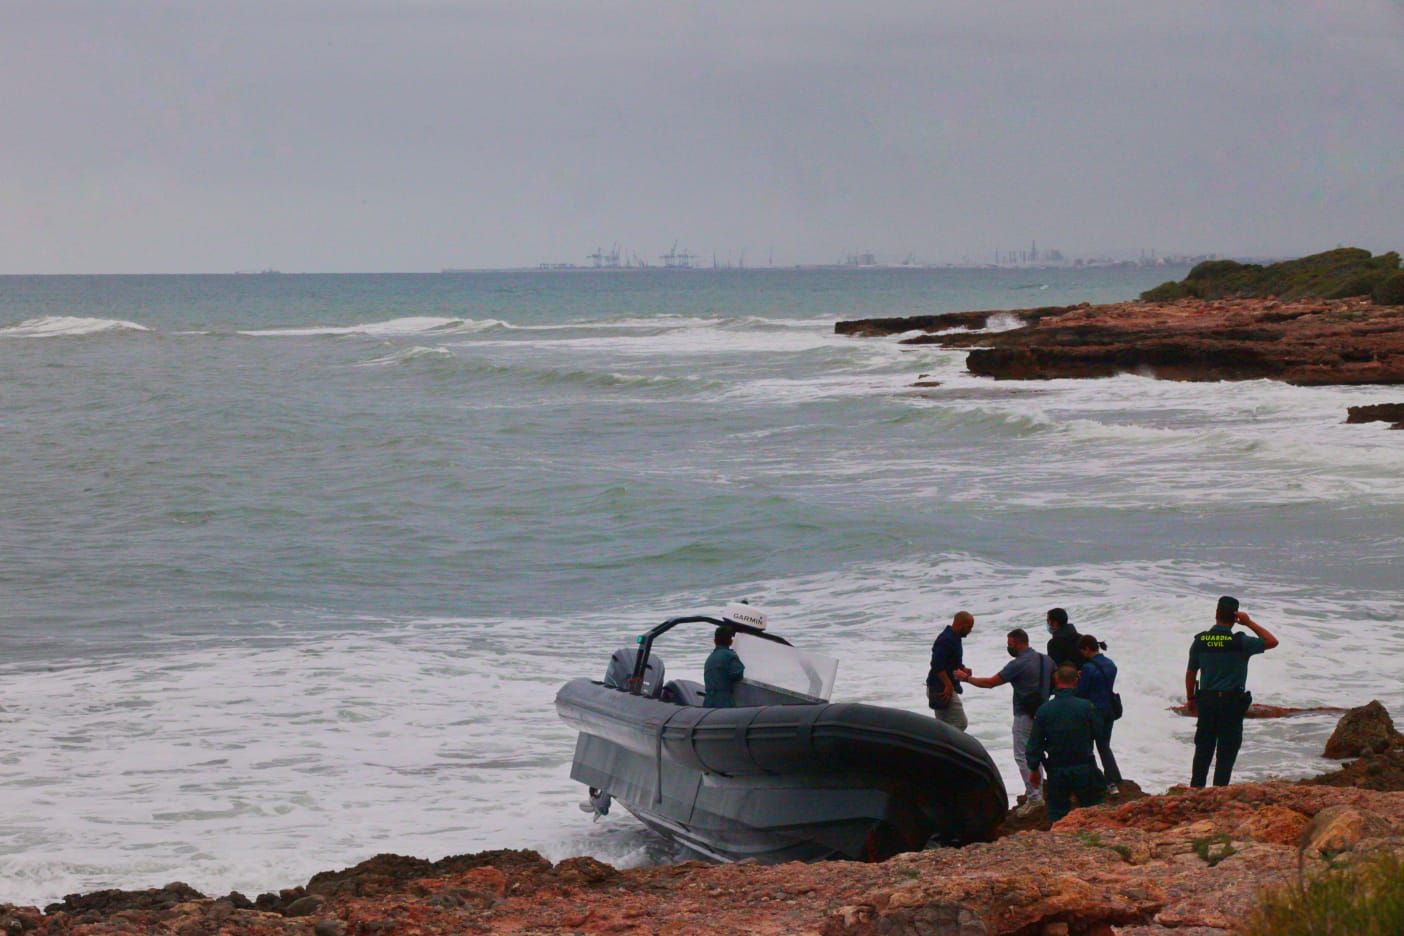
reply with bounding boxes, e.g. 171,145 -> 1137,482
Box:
983,313 -> 1027,332
356,346 -> 456,367
0,316 -> 150,338
238,317 -> 504,338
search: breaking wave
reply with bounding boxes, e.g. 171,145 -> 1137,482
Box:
0,316 -> 150,338
356,346 -> 456,367
239,317 -> 506,338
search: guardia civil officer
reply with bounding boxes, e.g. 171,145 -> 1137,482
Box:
1026,664 -> 1105,823
703,626 -> 746,708
1185,596 -> 1279,787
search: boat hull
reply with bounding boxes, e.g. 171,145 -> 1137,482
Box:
557,678 -> 1007,862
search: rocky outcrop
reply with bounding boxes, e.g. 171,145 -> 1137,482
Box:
1346,402 -> 1404,429
1304,701 -> 1404,792
837,297 -> 1404,386
1306,745 -> 1404,792
833,305 -> 1076,337
4,783 -> 1400,935
997,780 -> 1148,836
1169,702 -> 1347,719
9,707 -> 1402,935
1322,700 -> 1403,759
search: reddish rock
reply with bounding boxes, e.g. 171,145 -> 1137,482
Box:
1322,700 -> 1403,759
1231,805 -> 1311,846
1304,744 -> 1404,792
1169,703 -> 1347,719
14,784 -> 1404,935
1346,402 -> 1404,429
997,781 -> 1148,836
839,297 -> 1404,386
1300,804 -> 1393,855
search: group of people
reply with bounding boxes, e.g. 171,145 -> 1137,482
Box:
926,596 -> 1279,822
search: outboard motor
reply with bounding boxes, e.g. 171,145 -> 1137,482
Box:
603,647 -> 665,698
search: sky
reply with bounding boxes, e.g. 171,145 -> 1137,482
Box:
1,1 -> 1402,273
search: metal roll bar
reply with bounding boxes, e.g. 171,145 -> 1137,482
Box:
627,615 -> 792,695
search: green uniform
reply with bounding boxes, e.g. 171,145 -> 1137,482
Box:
703,646 -> 745,708
1026,688 -> 1105,823
1187,624 -> 1266,787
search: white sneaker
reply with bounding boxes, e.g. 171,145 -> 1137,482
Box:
1107,784 -> 1120,797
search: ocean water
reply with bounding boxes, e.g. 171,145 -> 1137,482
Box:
1,268 -> 1401,904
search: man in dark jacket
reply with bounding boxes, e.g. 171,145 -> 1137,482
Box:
704,626 -> 746,708
1027,664 -> 1105,823
1185,596 -> 1279,787
926,611 -> 974,731
1046,608 -> 1082,669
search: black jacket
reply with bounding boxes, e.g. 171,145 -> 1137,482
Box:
1047,623 -> 1082,669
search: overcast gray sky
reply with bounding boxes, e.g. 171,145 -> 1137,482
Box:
2,1 -> 1401,273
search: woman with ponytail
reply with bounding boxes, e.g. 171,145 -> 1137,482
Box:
1076,634 -> 1123,796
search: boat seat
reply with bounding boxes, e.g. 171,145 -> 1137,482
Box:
661,679 -> 707,707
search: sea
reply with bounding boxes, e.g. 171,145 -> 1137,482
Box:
1,267 -> 1401,904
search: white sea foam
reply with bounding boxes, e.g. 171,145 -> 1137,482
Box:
1,556 -> 1396,905
983,312 -> 1027,332
0,316 -> 150,338
239,317 -> 504,338
356,346 -> 456,367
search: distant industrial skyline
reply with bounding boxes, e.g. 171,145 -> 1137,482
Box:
2,2 -> 1401,274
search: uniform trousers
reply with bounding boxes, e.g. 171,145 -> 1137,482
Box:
1191,690 -> 1248,787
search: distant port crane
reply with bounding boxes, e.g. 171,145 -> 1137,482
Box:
660,240 -> 697,270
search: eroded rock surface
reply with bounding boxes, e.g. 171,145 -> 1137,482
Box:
1322,700 -> 1404,759
1345,402 -> 1404,429
837,297 -> 1404,386
10,707 -> 1403,934
3,783 -> 1399,935
1168,702 -> 1347,719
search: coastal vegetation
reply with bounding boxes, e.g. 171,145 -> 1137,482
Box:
1245,852 -> 1404,936
1140,247 -> 1404,304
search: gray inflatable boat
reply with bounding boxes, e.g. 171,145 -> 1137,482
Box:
556,612 -> 1007,863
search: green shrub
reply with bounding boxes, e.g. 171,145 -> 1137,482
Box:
1141,280 -> 1193,301
1325,274 -> 1385,299
1191,833 -> 1237,867
1243,852 -> 1404,936
1374,271 -> 1404,305
1186,259 -> 1247,282
1141,248 -> 1403,302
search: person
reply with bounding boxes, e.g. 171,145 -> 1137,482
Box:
926,611 -> 974,731
1046,608 -> 1082,669
1075,634 -> 1123,796
961,627 -> 1053,807
703,626 -> 746,708
1185,596 -> 1279,787
1027,664 -> 1105,824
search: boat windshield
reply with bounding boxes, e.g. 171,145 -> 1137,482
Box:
732,633 -> 838,702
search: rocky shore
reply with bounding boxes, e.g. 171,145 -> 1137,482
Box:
836,297 -> 1404,387
5,705 -> 1401,936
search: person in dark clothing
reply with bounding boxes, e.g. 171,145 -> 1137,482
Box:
1075,634 -> 1123,795
703,626 -> 746,708
1027,664 -> 1105,823
1186,596 -> 1279,787
1045,608 -> 1082,669
926,611 -> 974,731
